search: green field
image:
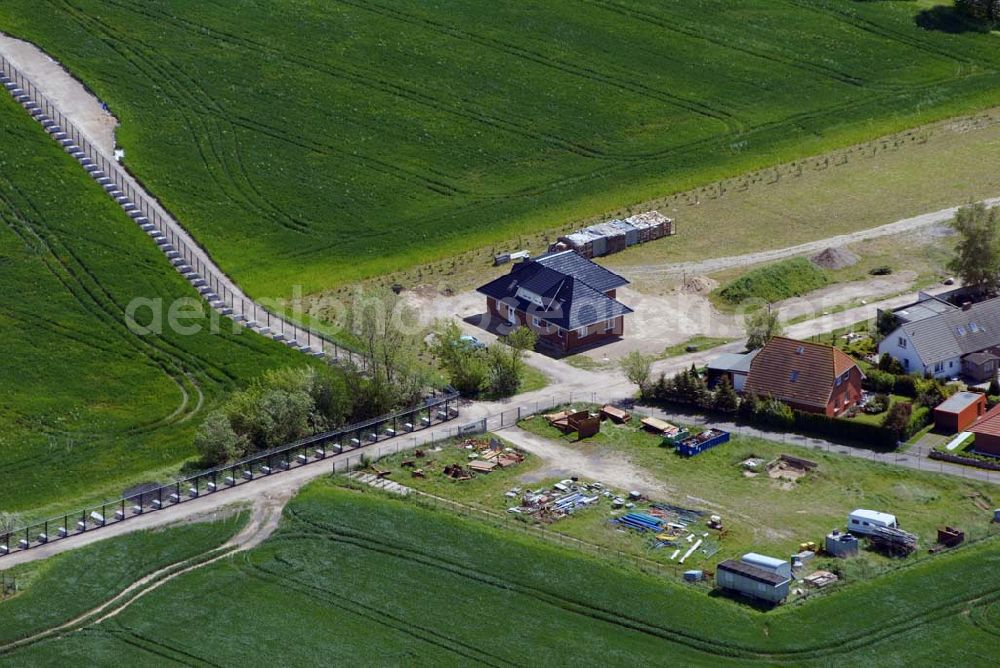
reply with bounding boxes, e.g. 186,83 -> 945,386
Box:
0,91 -> 301,514
2,1 -> 1000,299
0,510 -> 246,648
4,485 -> 1000,665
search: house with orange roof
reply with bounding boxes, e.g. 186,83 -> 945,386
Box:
743,337 -> 865,417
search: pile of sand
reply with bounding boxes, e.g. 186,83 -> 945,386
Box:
810,247 -> 859,270
680,275 -> 718,294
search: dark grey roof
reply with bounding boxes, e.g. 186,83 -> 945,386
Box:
936,391 -> 985,414
892,296 -> 957,324
708,350 -> 759,374
899,298 -> 1000,366
532,251 -> 629,293
477,253 -> 632,330
717,560 -> 790,587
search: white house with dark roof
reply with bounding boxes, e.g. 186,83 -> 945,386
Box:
879,295 -> 1000,380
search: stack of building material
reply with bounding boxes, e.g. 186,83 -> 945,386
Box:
612,512 -> 665,533
553,211 -> 675,258
868,525 -> 918,556
625,210 -> 675,242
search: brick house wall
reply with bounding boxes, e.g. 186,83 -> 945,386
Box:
826,366 -> 865,417
486,297 -> 623,352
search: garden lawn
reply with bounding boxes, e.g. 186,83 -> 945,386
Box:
0,91 -> 301,515
3,1 -> 1000,298
5,485 -> 1000,665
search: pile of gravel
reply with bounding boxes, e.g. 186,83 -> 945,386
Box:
809,247 -> 859,270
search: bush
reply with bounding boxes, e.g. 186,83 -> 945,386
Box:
882,401 -> 913,440
864,393 -> 890,414
755,398 -> 794,429
893,374 -> 918,397
877,353 -> 905,375
864,369 -> 896,394
869,266 -> 893,276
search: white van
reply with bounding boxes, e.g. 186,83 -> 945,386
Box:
847,509 -> 897,536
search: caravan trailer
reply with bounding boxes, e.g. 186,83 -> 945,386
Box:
847,509 -> 897,536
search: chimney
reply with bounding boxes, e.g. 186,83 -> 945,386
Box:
962,302 -> 972,311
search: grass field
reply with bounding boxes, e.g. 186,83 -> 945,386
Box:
3,1 -> 1000,300
4,485 -> 1000,665
0,91 -> 301,515
0,510 -> 246,648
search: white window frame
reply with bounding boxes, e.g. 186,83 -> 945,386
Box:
605,318 -> 614,333
531,315 -> 541,328
506,304 -> 516,319
576,325 -> 588,338
898,337 -> 907,349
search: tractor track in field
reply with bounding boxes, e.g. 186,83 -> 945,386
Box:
0,496 -> 287,659
261,508 -> 1000,663
0,178 -> 206,430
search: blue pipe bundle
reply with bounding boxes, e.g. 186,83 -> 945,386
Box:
612,512 -> 664,533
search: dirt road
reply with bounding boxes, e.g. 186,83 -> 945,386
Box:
622,198 -> 1000,278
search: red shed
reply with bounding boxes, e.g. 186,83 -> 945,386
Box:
971,403 -> 1000,456
934,392 -> 986,434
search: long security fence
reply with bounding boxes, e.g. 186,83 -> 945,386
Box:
0,390 -> 460,559
0,54 -> 365,369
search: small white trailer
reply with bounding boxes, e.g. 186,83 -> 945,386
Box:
848,509 -> 898,536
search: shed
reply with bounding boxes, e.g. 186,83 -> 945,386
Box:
716,553 -> 791,604
934,391 -> 986,433
825,529 -> 859,557
707,350 -> 758,392
970,403 -> 1000,456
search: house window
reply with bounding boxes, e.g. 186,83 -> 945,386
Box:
835,376 -> 842,387
789,370 -> 799,383
898,337 -> 907,349
576,326 -> 588,337
934,362 -> 944,373
970,322 -> 980,333
949,361 -> 954,369
795,345 -> 805,355
506,305 -> 516,319
605,319 -> 614,332
531,316 -> 540,328
557,328 -> 565,339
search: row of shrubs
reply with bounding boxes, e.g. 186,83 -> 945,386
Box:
647,366 -> 930,449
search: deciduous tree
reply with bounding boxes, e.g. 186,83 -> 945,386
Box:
948,202 -> 1000,297
745,307 -> 783,350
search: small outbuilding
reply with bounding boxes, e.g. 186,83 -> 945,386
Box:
934,391 -> 987,434
969,403 -> 1000,457
707,350 -> 758,392
825,529 -> 860,557
716,552 -> 792,604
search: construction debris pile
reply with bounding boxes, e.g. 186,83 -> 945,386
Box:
507,479 -> 603,521
402,438 -> 525,481
611,502 -> 720,564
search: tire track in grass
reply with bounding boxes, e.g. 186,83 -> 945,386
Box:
0,174 -> 205,430
0,499 -> 282,658
98,0 -> 665,164
787,0 -> 989,69
581,0 -> 954,91
236,552 -> 516,668
50,0 -> 313,236
324,0 -> 743,131
285,508 -> 1000,662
